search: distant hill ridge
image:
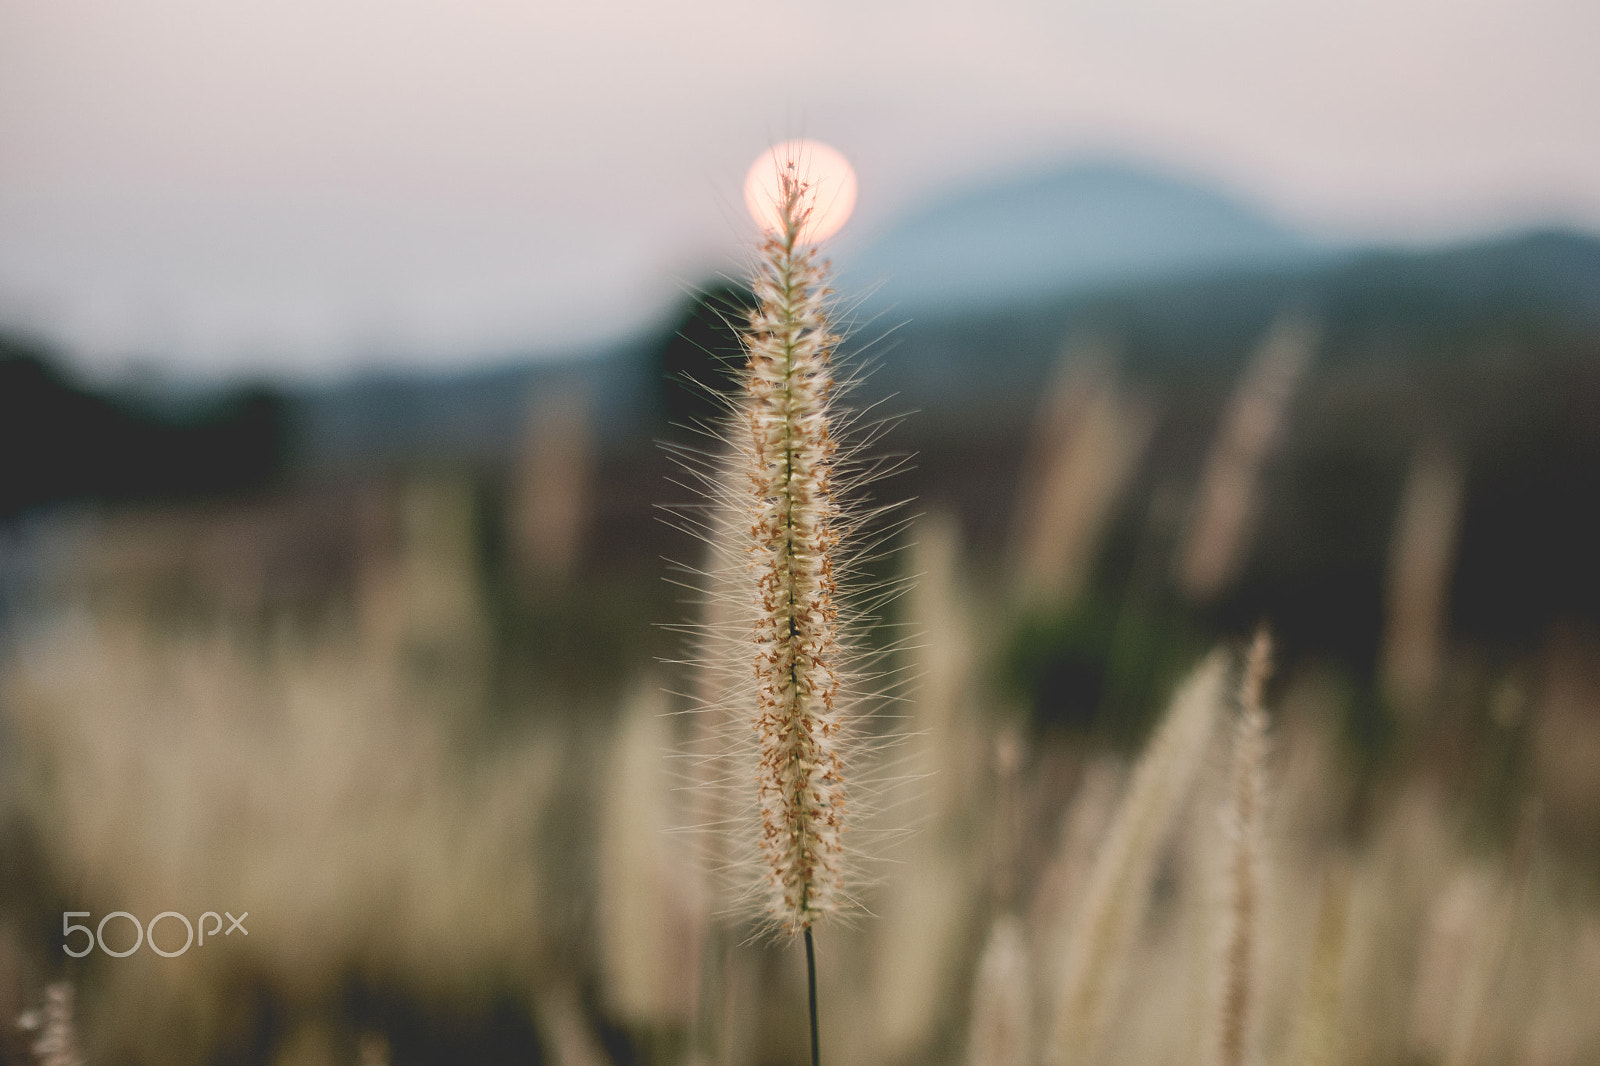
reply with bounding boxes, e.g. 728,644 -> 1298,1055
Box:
838,160 -> 1319,312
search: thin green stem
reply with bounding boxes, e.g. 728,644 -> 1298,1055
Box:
805,926 -> 821,1066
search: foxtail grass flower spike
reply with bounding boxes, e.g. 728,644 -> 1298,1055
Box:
744,160 -> 849,938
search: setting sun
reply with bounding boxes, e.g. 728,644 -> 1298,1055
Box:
744,139 -> 858,244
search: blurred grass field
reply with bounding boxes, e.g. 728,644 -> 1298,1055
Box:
2,241 -> 1600,1064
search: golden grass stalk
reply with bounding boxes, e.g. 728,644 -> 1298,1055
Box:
355,1034 -> 392,1066
1044,650 -> 1228,1066
532,985 -> 612,1066
1030,756 -> 1126,963
507,386 -> 594,590
1380,439 -> 1464,713
1176,312 -> 1315,601
1217,630 -> 1272,1066
864,513 -> 985,1060
1011,337 -> 1156,606
597,682 -> 703,1029
968,915 -> 1033,1066
1406,863 -> 1521,1066
1292,867 -> 1349,1066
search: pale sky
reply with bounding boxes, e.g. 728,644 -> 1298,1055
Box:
2,0 -> 1597,380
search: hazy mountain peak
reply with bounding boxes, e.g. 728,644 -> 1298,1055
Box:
839,159 -> 1316,312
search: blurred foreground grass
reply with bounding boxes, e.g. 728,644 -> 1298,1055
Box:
2,300 -> 1600,1064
